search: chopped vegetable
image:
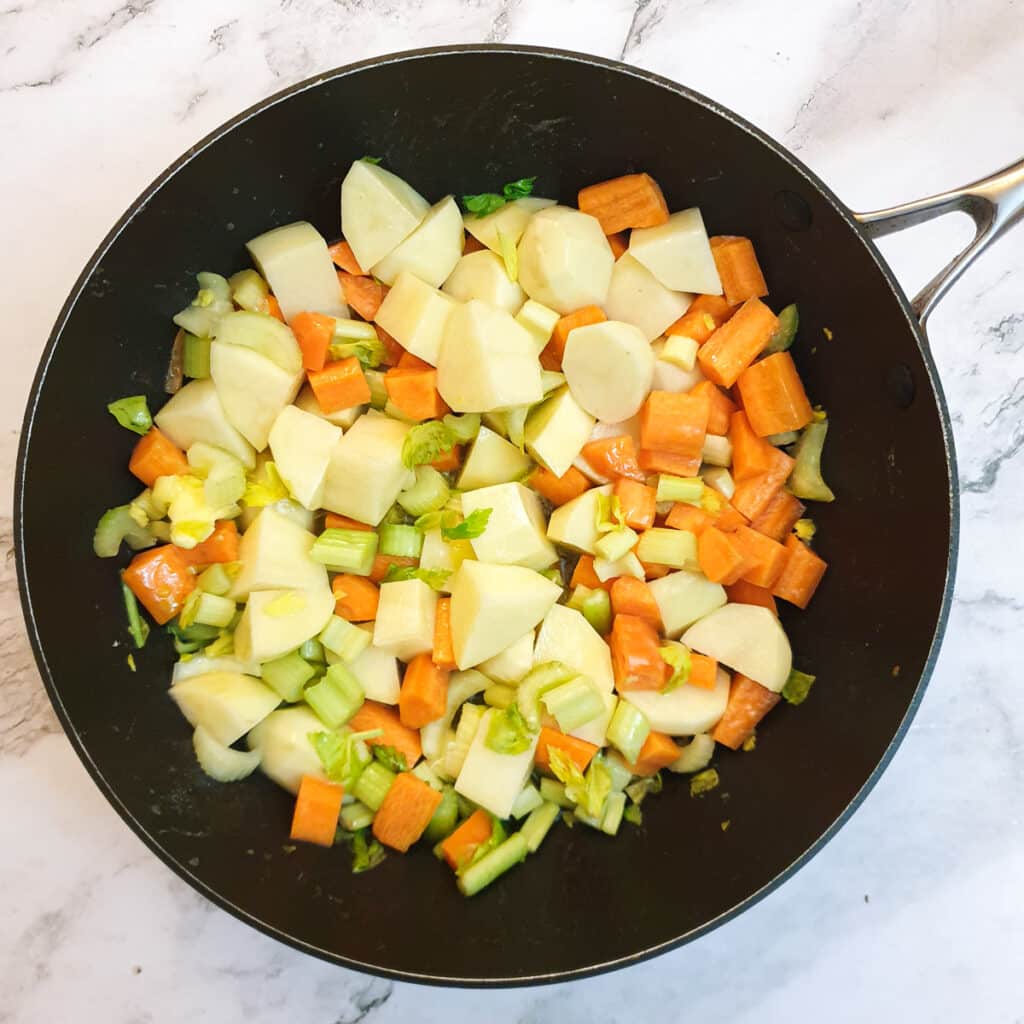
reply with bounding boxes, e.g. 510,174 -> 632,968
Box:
128,427 -> 190,487
711,673 -> 781,750
349,700 -> 422,768
788,420 -> 836,502
709,236 -> 768,305
372,772 -> 443,852
610,614 -> 668,691
736,352 -> 813,437
698,298 -> 779,389
689,768 -> 720,797
765,303 -> 799,354
782,668 -> 816,705
577,173 -> 669,234
772,535 -> 827,609
107,395 -> 153,435
462,175 -> 537,216
399,652 -> 449,729
290,775 -> 344,847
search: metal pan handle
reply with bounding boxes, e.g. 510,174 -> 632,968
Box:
853,156 -> 1024,322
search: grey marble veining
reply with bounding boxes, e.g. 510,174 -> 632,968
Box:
2,0 -> 1023,1020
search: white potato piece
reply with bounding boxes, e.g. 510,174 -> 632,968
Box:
461,482 -> 558,571
374,271 -> 457,366
650,337 -> 708,393
533,603 -> 614,693
230,505 -> 327,600
623,667 -> 730,735
340,159 -> 429,270
372,196 -> 463,287
237,497 -> 315,535
267,405 -> 342,510
562,319 -> 655,422
605,253 -> 693,341
518,206 -> 614,313
247,706 -> 329,794
246,221 -> 348,323
172,655 -> 260,683
479,630 -> 535,684
154,379 -> 255,468
442,250 -> 525,314
320,410 -> 412,525
515,299 -> 560,353
546,484 -> 612,555
345,629 -> 401,704
234,581 -> 336,664
569,689 -> 617,747
648,570 -> 727,638
457,425 -> 531,490
682,604 -> 792,692
524,386 -> 595,478
293,383 -> 363,430
436,300 -> 543,413
628,208 -> 722,294
449,560 -> 562,670
701,435 -> 733,469
170,671 -> 280,747
373,579 -> 438,661
455,708 -> 540,817
464,196 -> 557,251
212,311 -> 302,375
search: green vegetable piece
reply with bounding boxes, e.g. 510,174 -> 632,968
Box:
107,395 -> 152,436
352,760 -> 396,811
341,827 -> 387,873
402,421 -> 457,469
765,303 -> 799,354
378,523 -> 424,558
329,336 -> 387,368
442,507 -> 491,541
606,700 -> 651,765
689,768 -> 720,797
93,505 -> 155,558
516,661 -> 579,730
538,777 -> 574,809
182,333 -> 211,379
121,581 -> 150,650
423,787 -> 460,843
442,412 -> 481,444
381,565 -> 451,591
457,833 -> 528,896
659,643 -> 692,693
462,176 -> 537,217
304,663 -> 365,729
549,748 -> 611,819
541,676 -> 605,733
782,668 -> 817,706
519,800 -> 560,852
789,420 -> 835,502
397,465 -> 450,517
372,744 -> 409,773
623,801 -> 643,826
483,682 -> 518,710
485,704 -> 535,755
360,155 -> 383,165
260,651 -> 315,702
310,728 -> 378,789
625,772 -> 663,805
339,801 -> 375,832
310,528 -> 379,575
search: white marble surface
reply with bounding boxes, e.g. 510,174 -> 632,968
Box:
2,0 -> 1023,1019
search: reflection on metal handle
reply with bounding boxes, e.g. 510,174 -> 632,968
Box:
853,157 -> 1024,322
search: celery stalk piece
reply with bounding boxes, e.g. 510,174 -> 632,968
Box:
423,788 -> 460,843
635,527 -> 699,571
520,800 -> 561,852
510,783 -> 545,820
260,651 -> 316,702
541,676 -> 605,732
483,683 -> 518,710
190,592 -> 237,629
593,551 -> 645,582
667,733 -> 716,773
411,760 -> 445,791
443,702 -> 485,779
766,429 -> 800,447
377,523 -> 423,558
173,272 -> 234,338
538,777 -> 574,809
319,617 -> 372,662
782,668 -> 817,705
339,800 -> 375,832
352,760 -> 396,811
364,369 -> 388,410
764,303 -> 799,354
94,505 -> 155,558
397,466 -> 450,517
655,474 -> 705,505
789,421 -> 836,502
606,699 -> 651,764
197,562 -> 233,596
594,524 -> 639,562
121,582 -> 150,649
310,528 -> 379,575
299,637 -> 325,663
182,333 -> 212,379
457,833 -> 529,896
516,661 -> 579,730
304,663 -> 365,728
192,725 -> 261,782
598,791 -> 627,835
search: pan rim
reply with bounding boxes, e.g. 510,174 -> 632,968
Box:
14,42 -> 959,987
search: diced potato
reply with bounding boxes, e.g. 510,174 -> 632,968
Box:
517,206 -> 614,313
172,654 -> 260,683
374,271 -> 457,366
605,253 -> 693,341
464,196 -> 557,252
623,666 -> 730,734
154,379 -> 255,468
454,708 -> 539,818
247,706 -> 329,794
594,552 -> 645,582
628,208 -> 723,294
648,570 -> 727,638
442,250 -> 526,314
372,196 -> 463,287
418,529 -> 474,592
701,435 -> 733,468
533,603 -> 614,692
267,405 -> 342,510
373,578 -> 438,661
293,383 -> 363,430
340,159 -> 429,270
478,630 -> 535,684
562,319 -> 654,422
230,504 -> 327,600
546,483 -> 612,555
233,581 -> 336,664
457,425 -> 532,490
461,482 -> 558,571
345,628 -> 401,704
569,689 -> 617,747
524,386 -> 595,478
650,337 -> 707,392
436,300 -> 543,413
449,560 -> 562,669
515,299 -> 561,353
246,221 -> 348,323
212,310 -> 303,375
320,410 -> 413,525
170,671 -> 280,747
238,497 -> 315,535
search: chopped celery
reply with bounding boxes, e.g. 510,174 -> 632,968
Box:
606,700 -> 651,764
311,729 -> 375,789
121,581 -> 149,649
701,435 -> 733,467
667,733 -> 715,773
598,791 -> 626,835
538,777 -> 574,809
483,683 -> 518,710
623,802 -> 642,826
442,412 -> 481,444
765,303 -> 799,354
520,801 -> 561,852
372,744 -> 409,773
228,268 -> 269,312
690,768 -> 720,797
378,524 -> 423,558
106,395 -> 152,435
549,748 -> 611,818
339,801 -> 375,832
93,505 -> 154,557
656,474 -> 704,505
331,319 -> 381,344
625,772 -> 662,805
173,272 -> 233,337
601,751 -> 634,792
364,368 -> 388,410
352,760 -> 396,811
659,642 -> 692,692
457,833 -> 528,896
594,524 -> 639,562
341,828 -> 387,873
593,551 -> 645,582
182,333 -> 211,378
504,404 -> 529,452
412,760 -> 445,791
541,676 -> 605,732
510,783 -> 544,820
185,591 -> 236,629
423,787 -> 460,842
402,421 -> 456,468
197,562 -> 234,596
260,651 -> 316,702
782,668 -> 817,705
381,565 -> 451,591
595,492 -> 626,534
305,663 -> 365,728
319,616 -> 372,662
567,585 -> 612,635
299,637 -> 325,663
485,703 -> 534,754
397,466 -> 450,517
444,702 -> 485,778
701,465 -> 735,500
516,661 -> 578,730
766,429 -> 800,447
789,421 -> 835,502
636,527 -> 699,571
310,528 -> 378,575
192,725 -> 261,782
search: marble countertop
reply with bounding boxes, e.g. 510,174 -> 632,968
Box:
3,0 -> 1023,1019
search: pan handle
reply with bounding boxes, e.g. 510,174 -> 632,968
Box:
852,156 -> 1024,322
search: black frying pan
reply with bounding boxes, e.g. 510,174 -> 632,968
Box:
15,46 -> 1024,986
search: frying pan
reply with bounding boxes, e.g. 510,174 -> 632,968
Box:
15,45 -> 1024,986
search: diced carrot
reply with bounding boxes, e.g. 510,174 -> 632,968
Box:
580,434 -> 645,483
289,775 -> 344,847
665,503 -> 712,535
384,367 -> 449,422
337,270 -> 388,321
397,351 -> 432,370
122,544 -> 196,625
726,579 -> 778,614
626,731 -> 681,776
639,389 -> 710,463
732,472 -> 790,522
772,535 -> 827,609
729,526 -> 789,589
607,231 -> 629,259
399,653 -> 449,729
730,410 -> 780,480
667,294 -> 739,342
577,173 -> 669,234
528,465 -> 590,506
430,445 -> 462,473
713,498 -> 748,533
369,554 -> 417,583
736,352 -> 814,437
709,236 -> 769,306
328,240 -> 364,275
711,673 -> 780,750
640,560 -> 673,580
570,554 -> 612,591
610,576 -> 662,630
439,808 -> 492,871
688,653 -> 719,690
325,513 -> 375,531
348,701 -> 422,767
371,772 -> 443,852
375,324 -> 405,367
463,233 -> 486,254
534,726 -> 599,774
308,357 -> 371,414
178,520 -> 239,567
331,574 -> 380,622
613,478 -> 657,530
433,597 -> 456,670
690,380 -> 738,437
128,427 -> 189,487
750,488 -> 805,542
266,294 -> 285,322
697,526 -> 755,585
290,311 -> 335,372
698,298 -> 779,388
638,448 -> 702,478
541,305 -> 606,371
610,614 -> 669,691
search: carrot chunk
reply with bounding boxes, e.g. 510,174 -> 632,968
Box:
578,173 -> 669,234
290,775 -> 344,847
528,465 -> 591,506
711,673 -> 780,749
399,653 -> 449,729
610,614 -> 669,691
698,297 -> 778,388
736,352 -> 814,436
331,574 -> 380,622
372,772 -> 443,852
772,535 -> 827,609
122,544 -> 195,625
348,701 -> 422,767
128,428 -> 189,487
534,726 -> 599,774
308,357 -> 371,413
709,236 -> 769,305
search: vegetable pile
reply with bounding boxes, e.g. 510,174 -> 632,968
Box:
97,161 -> 832,895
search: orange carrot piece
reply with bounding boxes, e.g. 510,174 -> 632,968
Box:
528,465 -> 590,507
772,535 -> 827,609
726,579 -> 779,614
399,653 -> 449,729
397,351 -> 432,370
730,525 -> 789,589
690,380 -> 738,437
128,427 -> 190,487
433,597 -> 456,670
697,526 -> 755,585
337,271 -> 388,321
439,808 -> 493,871
711,673 -> 780,750
308,357 -> 371,414
328,240 -> 364,275
750,488 -> 805,542
463,233 -> 486,254
638,448 -> 703,478
732,471 -> 791,523
688,653 -> 719,690
580,434 -> 646,483
371,772 -> 443,852
730,410 -> 781,480
607,230 -> 629,259
534,726 -> 599,774
324,513 -> 374,531
713,498 -> 748,533
375,324 -> 405,367
369,554 -> 417,583
290,312 -> 336,372
666,293 -> 738,341
348,701 -> 422,767
289,775 -> 344,847
121,545 -> 196,625
736,352 -> 814,437
610,614 -> 669,691
626,731 -> 682,776
384,367 -> 449,421
709,236 -> 769,305
698,297 -> 779,388
541,305 -> 606,371
430,445 -> 462,473
178,520 -> 239,567
665,503 -> 712,535
570,554 -> 612,592
610,576 -> 662,630
265,294 -> 285,322
331,574 -> 380,622
613,478 -> 657,530
641,560 -> 673,581
639,388 -> 710,462
577,173 -> 669,234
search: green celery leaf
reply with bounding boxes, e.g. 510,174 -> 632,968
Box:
107,395 -> 152,435
360,155 -> 383,165
462,192 -> 506,216
341,828 -> 387,873
381,565 -> 452,591
372,744 -> 408,773
442,508 -> 491,541
502,176 -> 537,201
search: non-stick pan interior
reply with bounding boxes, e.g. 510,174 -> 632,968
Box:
17,47 -> 953,983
